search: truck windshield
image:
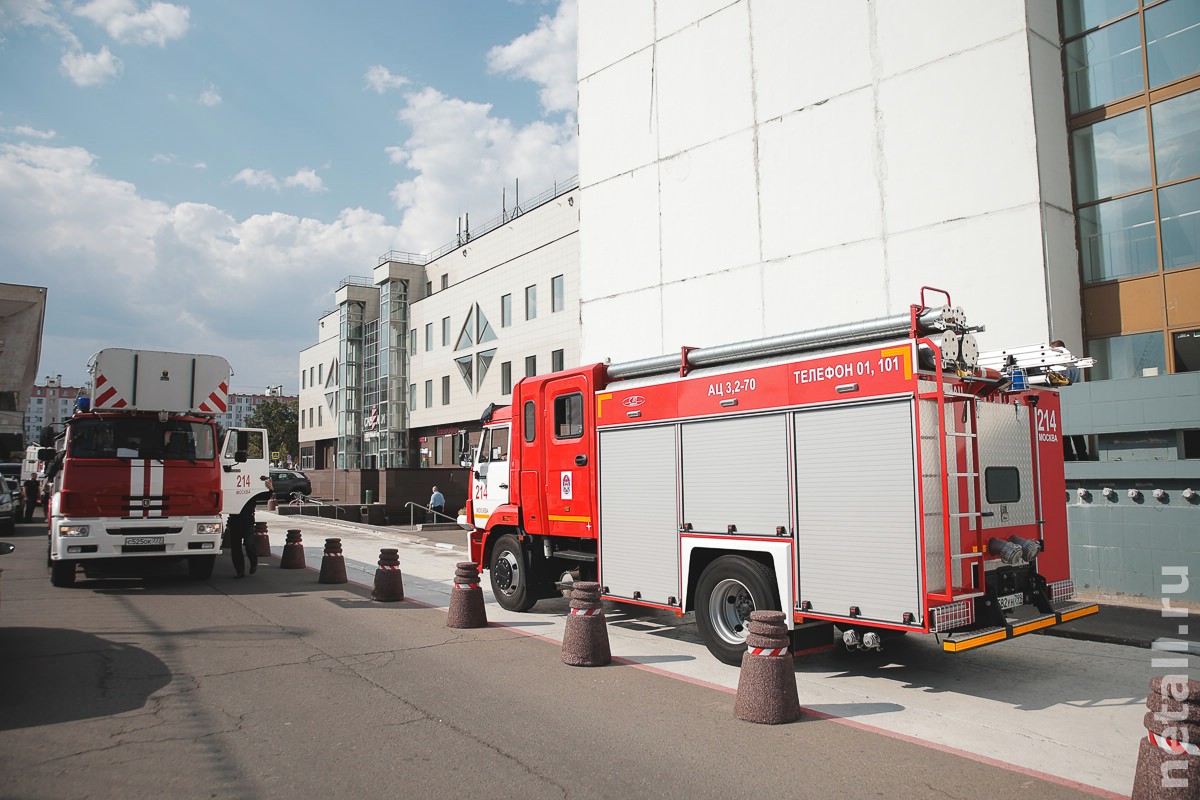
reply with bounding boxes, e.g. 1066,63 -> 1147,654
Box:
68,418 -> 215,461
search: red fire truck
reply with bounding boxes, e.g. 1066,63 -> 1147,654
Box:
45,349 -> 272,586
466,289 -> 1099,664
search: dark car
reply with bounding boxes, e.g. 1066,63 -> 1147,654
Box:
269,469 -> 311,500
0,476 -> 19,535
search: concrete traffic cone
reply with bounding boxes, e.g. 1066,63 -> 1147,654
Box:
372,548 -> 405,602
1132,675 -> 1200,799
447,562 -> 487,628
254,521 -> 272,558
734,610 -> 801,725
561,582 -> 611,667
279,529 -> 306,569
318,538 -> 348,584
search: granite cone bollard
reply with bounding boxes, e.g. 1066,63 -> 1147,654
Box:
279,529 -> 306,569
734,610 -> 801,725
446,562 -> 487,628
372,548 -> 405,602
254,521 -> 272,558
561,582 -> 611,667
318,538 -> 348,584
1132,675 -> 1200,799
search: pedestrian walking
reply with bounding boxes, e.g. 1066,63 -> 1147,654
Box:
22,477 -> 39,522
429,485 -> 445,522
227,507 -> 258,578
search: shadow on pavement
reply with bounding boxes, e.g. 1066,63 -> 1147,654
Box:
0,627 -> 171,731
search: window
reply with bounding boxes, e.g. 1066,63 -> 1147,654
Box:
501,361 -> 512,395
501,294 -> 512,327
301,371 -> 306,390
525,284 -> 536,320
552,274 -> 564,312
441,375 -> 450,405
478,426 -> 510,462
525,355 -> 537,377
409,329 -> 416,355
442,316 -> 450,347
523,401 -> 536,443
1173,329 -> 1200,372
477,349 -> 496,389
409,383 -> 416,409
435,436 -> 443,464
424,380 -> 433,409
984,467 -> 1021,505
552,349 -> 564,372
318,364 -> 323,385
554,393 -> 583,439
1087,331 -> 1167,379
440,273 -> 448,290
425,280 -> 432,295
317,406 -> 322,426
425,322 -> 433,352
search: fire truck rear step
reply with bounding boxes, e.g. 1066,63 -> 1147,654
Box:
941,602 -> 1099,652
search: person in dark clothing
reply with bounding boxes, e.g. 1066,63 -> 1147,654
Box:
22,478 -> 39,522
227,508 -> 258,578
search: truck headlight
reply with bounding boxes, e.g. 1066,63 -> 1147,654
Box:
197,522 -> 222,536
59,525 -> 90,537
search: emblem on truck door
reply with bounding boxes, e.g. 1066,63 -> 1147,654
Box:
622,395 -> 645,407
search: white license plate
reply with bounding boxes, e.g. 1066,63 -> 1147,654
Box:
998,592 -> 1024,611
125,536 -> 164,546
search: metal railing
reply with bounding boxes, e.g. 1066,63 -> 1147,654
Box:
378,175 -> 579,267
285,492 -> 349,520
402,501 -> 459,528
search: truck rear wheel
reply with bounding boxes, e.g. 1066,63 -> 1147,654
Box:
490,534 -> 537,612
50,559 -> 77,587
188,554 -> 216,580
695,555 -> 778,666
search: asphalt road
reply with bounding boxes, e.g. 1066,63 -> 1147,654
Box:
0,519 -> 1110,800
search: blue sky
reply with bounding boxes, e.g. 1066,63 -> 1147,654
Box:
0,0 -> 577,392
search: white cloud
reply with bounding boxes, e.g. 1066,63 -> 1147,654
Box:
387,85 -> 577,251
284,168 -> 326,192
232,168 -> 279,191
0,0 -> 79,46
151,152 -> 175,163
0,141 -> 402,390
384,146 -> 407,165
1,125 -> 57,139
233,167 -> 327,193
198,85 -> 221,107
487,0 -> 577,114
60,46 -> 123,86
364,65 -> 410,94
73,0 -> 190,46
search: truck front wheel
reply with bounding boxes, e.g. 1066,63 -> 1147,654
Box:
695,556 -> 778,666
50,559 -> 77,587
490,534 -> 537,612
188,555 -> 216,580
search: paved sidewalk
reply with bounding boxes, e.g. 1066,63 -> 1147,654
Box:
264,510 -> 1195,652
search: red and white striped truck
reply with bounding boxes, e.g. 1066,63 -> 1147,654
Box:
45,348 -> 271,586
466,289 -> 1099,664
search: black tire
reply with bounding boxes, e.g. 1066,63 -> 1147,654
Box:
50,559 -> 76,587
489,533 -> 537,612
188,554 -> 216,580
695,555 -> 778,666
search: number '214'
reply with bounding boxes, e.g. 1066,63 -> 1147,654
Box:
1035,408 -> 1057,433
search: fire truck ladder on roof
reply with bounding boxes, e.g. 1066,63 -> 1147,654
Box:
924,378 -> 986,605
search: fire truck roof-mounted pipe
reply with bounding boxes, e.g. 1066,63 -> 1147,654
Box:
605,299 -> 979,382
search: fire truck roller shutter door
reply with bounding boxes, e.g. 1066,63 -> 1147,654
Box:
793,399 -> 921,625
680,414 -> 789,536
598,424 -> 679,604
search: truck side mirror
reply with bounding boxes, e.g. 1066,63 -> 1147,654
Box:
235,450 -> 248,463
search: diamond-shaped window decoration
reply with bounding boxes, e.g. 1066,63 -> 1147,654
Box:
476,305 -> 497,344
325,358 -> 339,387
325,392 -> 337,413
455,355 -> 474,393
476,348 -> 497,390
455,306 -> 475,351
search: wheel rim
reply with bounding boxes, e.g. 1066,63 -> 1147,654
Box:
493,549 -> 520,596
708,578 -> 756,646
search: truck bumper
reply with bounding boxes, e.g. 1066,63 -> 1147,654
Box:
940,601 -> 1100,652
49,515 -> 223,560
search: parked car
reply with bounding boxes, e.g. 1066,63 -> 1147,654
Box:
269,469 -> 311,500
0,476 -> 18,535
